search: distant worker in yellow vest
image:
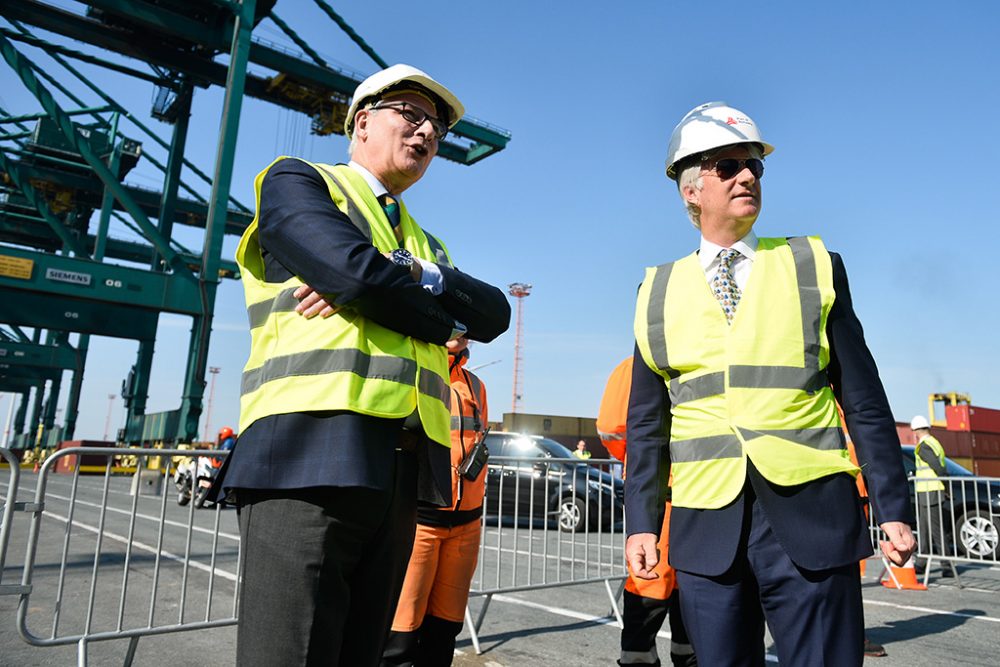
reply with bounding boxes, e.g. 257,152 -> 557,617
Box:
381,336 -> 490,666
625,101 -> 915,666
218,64 -> 510,666
911,415 -> 951,557
572,439 -> 593,460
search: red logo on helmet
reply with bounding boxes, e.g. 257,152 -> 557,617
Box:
726,117 -> 738,125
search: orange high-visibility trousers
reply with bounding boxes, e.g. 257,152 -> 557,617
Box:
390,518 -> 481,630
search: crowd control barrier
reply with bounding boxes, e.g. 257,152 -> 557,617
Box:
870,473 -> 1000,589
465,455 -> 628,653
5,447 -> 997,662
0,446 -> 235,666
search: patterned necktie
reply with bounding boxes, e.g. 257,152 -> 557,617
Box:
378,193 -> 403,243
713,248 -> 742,324
379,194 -> 401,227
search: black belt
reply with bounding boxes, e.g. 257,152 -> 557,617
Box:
397,430 -> 422,453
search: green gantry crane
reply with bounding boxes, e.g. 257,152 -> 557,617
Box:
0,1 -> 510,448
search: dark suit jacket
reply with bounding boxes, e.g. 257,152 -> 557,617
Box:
625,250 -> 914,575
217,159 -> 511,505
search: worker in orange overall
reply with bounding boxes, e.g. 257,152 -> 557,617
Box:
599,358 -> 696,667
381,336 -> 489,666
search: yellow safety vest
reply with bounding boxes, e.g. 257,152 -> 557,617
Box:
915,435 -> 946,493
236,157 -> 452,447
634,236 -> 858,509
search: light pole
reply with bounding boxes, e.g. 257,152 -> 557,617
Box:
203,366 -> 221,443
103,394 -> 116,441
2,394 -> 15,448
508,283 -> 532,414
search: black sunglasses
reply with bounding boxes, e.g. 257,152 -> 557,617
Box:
705,157 -> 765,181
373,101 -> 449,141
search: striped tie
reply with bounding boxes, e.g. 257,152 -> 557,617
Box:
713,248 -> 742,324
378,193 -> 403,243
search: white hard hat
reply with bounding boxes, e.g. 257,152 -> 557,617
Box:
910,415 -> 931,430
344,64 -> 465,138
665,101 -> 775,180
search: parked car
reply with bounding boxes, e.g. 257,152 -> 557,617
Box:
900,445 -> 1000,559
483,432 -> 624,533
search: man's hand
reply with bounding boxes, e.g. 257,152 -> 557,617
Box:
879,521 -> 916,566
625,533 -> 660,580
293,285 -> 339,319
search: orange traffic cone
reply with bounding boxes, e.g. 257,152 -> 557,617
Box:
32,459 -> 39,473
881,556 -> 927,591
859,558 -> 866,577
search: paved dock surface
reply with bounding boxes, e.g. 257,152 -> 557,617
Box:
3,471 -> 998,666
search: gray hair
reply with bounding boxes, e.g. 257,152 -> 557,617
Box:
347,105 -> 380,157
676,144 -> 763,229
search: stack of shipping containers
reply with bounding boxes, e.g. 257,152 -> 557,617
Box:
897,404 -> 1000,476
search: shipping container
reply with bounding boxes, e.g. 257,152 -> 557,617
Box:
972,458 -> 1000,477
53,440 -> 116,474
972,431 -> 1000,459
945,404 -> 1000,434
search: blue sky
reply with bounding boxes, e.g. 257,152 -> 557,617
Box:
2,1 -> 997,441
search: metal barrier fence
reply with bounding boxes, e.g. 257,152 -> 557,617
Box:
868,473 -> 1000,589
0,446 -> 236,666
466,455 -> 627,653
3,448 -> 998,662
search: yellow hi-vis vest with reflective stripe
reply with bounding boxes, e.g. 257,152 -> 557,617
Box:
634,236 -> 859,509
915,435 -> 946,493
236,157 -> 452,447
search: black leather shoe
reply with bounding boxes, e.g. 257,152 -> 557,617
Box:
863,638 -> 887,657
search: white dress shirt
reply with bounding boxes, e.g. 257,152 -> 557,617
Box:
698,230 -> 758,291
348,160 -> 443,295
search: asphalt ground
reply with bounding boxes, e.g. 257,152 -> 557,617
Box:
2,469 -> 999,666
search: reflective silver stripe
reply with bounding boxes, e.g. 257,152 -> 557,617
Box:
426,232 -> 452,267
670,434 -> 742,463
466,371 -> 483,400
418,369 -> 451,408
619,648 -> 659,664
242,348 -> 416,396
728,365 -> 826,393
739,426 -> 846,451
597,429 -> 624,441
646,263 -> 679,379
728,237 -> 826,392
670,641 -> 695,656
316,165 -> 372,241
451,416 -> 479,430
788,236 -> 823,374
246,287 -> 301,330
669,372 -> 724,404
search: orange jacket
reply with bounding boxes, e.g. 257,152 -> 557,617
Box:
597,357 -> 632,462
445,350 -> 489,512
600,356 -> 676,599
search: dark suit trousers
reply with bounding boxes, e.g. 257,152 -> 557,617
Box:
675,483 -> 864,667
236,450 -> 417,666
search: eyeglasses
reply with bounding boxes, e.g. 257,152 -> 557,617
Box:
372,101 -> 449,141
704,157 -> 765,181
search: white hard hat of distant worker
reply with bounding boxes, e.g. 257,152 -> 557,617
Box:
910,415 -> 931,431
344,64 -> 465,138
665,101 -> 775,180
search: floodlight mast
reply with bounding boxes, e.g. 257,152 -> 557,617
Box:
507,283 -> 532,414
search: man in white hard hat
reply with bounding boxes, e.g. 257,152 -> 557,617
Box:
911,415 -> 951,559
218,64 -> 510,666
625,101 -> 915,665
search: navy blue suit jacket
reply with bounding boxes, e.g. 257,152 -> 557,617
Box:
218,159 -> 510,505
625,251 -> 914,575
